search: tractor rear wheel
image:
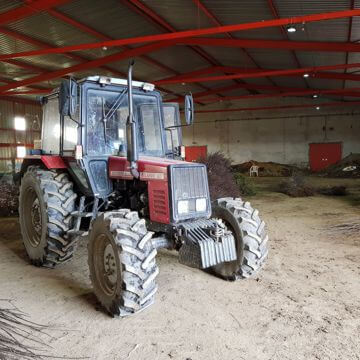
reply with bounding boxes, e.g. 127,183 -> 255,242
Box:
88,210 -> 158,317
211,197 -> 268,280
19,166 -> 77,267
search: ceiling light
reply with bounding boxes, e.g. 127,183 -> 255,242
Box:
303,73 -> 310,78
312,94 -> 319,98
287,25 -> 296,33
316,106 -> 320,110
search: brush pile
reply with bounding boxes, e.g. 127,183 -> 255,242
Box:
198,152 -> 241,199
278,173 -> 315,197
317,185 -> 348,196
0,300 -> 50,360
0,178 -> 19,217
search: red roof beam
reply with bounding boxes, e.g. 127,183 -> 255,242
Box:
45,9 -> 182,92
179,37 -> 360,53
266,0 -> 303,69
0,0 -> 71,25
121,0 -> 219,66
195,101 -> 360,113
1,9 -> 360,60
0,40 -> 179,93
191,0 -> 278,88
198,87 -> 360,102
155,62 -> 360,85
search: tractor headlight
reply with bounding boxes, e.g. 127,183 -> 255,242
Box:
177,200 -> 189,214
196,198 -> 207,212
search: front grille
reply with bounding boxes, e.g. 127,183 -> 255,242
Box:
169,164 -> 211,222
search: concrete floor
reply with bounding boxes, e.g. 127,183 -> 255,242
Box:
0,177 -> 359,360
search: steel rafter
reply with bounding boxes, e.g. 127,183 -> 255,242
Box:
121,0 -> 219,65
178,37 -> 360,53
191,0 -> 278,89
120,0 -> 224,95
155,62 -> 360,85
0,0 -> 71,25
194,101 -> 360,113
1,9 -> 359,59
44,8 -> 184,97
343,0 -> 355,91
47,8 -> 179,76
0,40 -> 178,93
161,65 -> 360,83
196,87 -> 360,102
266,0 -> 306,87
167,83 -> 360,103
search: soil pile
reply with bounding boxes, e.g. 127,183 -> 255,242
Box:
233,160 -> 300,177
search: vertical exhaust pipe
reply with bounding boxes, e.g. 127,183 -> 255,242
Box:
126,60 -> 139,178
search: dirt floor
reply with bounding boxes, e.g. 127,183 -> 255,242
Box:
0,177 -> 359,360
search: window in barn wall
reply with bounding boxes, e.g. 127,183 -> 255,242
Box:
14,116 -> 26,130
16,146 -> 26,158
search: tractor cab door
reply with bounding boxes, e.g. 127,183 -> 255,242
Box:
163,103 -> 182,158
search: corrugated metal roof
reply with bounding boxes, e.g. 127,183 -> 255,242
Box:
0,0 -> 22,13
0,0 -> 357,104
137,0 -> 214,31
59,0 -> 163,39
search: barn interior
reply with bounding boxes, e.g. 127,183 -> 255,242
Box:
0,1 -> 359,359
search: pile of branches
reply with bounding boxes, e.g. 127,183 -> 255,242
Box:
0,182 -> 19,217
198,152 -> 240,200
0,300 -> 51,359
278,173 -> 314,197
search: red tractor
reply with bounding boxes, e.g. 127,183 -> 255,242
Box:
18,63 -> 268,317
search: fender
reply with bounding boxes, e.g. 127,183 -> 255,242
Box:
19,155 -> 67,179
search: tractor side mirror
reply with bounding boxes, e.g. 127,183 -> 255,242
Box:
59,78 -> 78,117
184,93 -> 194,126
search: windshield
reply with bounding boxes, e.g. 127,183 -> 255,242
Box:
87,88 -> 163,157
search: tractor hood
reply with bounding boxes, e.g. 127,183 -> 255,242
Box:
108,155 -> 194,182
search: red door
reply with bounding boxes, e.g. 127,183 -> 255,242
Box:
309,142 -> 342,171
185,146 -> 207,162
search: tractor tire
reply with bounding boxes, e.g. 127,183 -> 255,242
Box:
88,210 -> 158,317
211,197 -> 268,280
19,166 -> 77,267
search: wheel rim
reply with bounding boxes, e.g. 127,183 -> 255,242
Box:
93,234 -> 118,297
23,187 -> 42,247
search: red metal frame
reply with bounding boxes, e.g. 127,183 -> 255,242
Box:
47,8 -> 179,77
178,37 -> 360,53
162,65 -> 360,84
266,0 -> 304,75
194,101 -> 360,113
1,9 -> 359,60
191,0 -> 278,88
120,0 -> 223,94
0,40 -> 179,93
0,0 -> 71,25
343,0 -> 355,91
197,87 -> 360,102
156,62 -> 360,85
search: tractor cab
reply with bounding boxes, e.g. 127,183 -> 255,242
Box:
39,75 -> 185,198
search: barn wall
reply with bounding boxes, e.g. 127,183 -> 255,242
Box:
0,98 -> 42,174
182,98 -> 360,166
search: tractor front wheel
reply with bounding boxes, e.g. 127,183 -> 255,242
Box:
88,210 -> 159,317
211,197 -> 269,280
